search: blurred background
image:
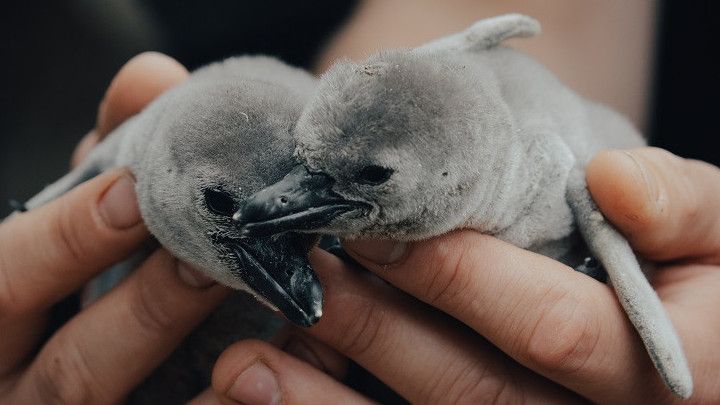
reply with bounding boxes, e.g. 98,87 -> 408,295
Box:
0,1 -> 714,214
0,1 -> 714,402
0,0 -> 358,217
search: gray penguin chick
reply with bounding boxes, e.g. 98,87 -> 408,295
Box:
24,55 -> 323,327
236,15 -> 693,397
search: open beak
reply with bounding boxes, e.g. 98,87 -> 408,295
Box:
234,165 -> 368,237
226,233 -> 322,327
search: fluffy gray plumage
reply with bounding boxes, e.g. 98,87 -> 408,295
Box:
27,56 -> 322,320
238,14 -> 692,397
23,56 -> 322,401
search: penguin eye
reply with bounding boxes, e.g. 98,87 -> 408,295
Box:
356,165 -> 394,185
203,188 -> 237,216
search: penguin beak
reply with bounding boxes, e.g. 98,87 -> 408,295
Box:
225,233 -> 323,327
234,165 -> 368,237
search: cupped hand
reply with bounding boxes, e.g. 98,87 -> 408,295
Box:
0,52 -> 359,404
0,52 -> 235,403
209,148 -> 720,404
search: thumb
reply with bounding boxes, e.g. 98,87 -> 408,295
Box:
587,147 -> 720,262
0,169 -> 148,314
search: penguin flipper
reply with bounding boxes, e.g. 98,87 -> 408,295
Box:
415,13 -> 540,54
566,167 -> 692,398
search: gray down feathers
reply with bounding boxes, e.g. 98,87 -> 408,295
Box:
254,14 -> 692,398
22,13 -> 694,400
27,56 -> 318,300
24,56 -> 319,402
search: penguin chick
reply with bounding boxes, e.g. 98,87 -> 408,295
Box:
236,15 -> 693,397
24,56 -> 323,327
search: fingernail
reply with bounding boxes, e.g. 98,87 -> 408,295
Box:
283,339 -> 324,371
177,261 -> 216,288
621,151 -> 660,202
344,239 -> 406,265
98,173 -> 141,229
228,362 -> 281,405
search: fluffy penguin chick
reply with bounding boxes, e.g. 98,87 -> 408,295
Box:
24,56 -> 323,327
237,14 -> 693,397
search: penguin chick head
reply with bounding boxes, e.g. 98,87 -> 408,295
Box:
237,50 -> 515,240
135,77 -> 322,326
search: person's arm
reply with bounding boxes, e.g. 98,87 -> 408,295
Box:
316,0 -> 656,131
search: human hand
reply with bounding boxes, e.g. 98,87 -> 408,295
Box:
0,52 -> 233,403
207,147 -> 720,404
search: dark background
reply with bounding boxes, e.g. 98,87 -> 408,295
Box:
0,1 -> 358,217
0,1 -> 714,403
650,1 -> 715,166
1,2 -> 716,219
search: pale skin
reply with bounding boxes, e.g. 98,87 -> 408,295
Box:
1,2 -> 719,404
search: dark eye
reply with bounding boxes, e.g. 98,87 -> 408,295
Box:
203,188 -> 237,216
356,165 -> 394,185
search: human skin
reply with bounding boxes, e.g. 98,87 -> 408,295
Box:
0,52 -> 361,404
210,150 -> 720,404
0,53 -> 231,403
209,2 -> 720,404
2,4 -> 719,405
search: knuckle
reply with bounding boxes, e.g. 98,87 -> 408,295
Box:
52,199 -> 88,267
421,235 -> 475,308
459,375 -> 521,405
34,337 -> 100,404
525,285 -> 600,373
221,339 -> 270,363
129,271 -> 177,337
429,362 -> 523,405
336,299 -> 387,359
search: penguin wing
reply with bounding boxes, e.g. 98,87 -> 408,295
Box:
566,167 -> 693,398
415,13 -> 540,54
23,116 -> 140,210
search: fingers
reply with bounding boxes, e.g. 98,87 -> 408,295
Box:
305,250 -> 578,404
96,52 -> 188,137
211,340 -> 372,405
191,333 -> 351,404
273,328 -> 349,380
71,52 -> 188,167
587,147 -> 720,263
342,233 -> 668,403
0,170 -> 148,317
9,250 -> 228,404
0,169 -> 147,318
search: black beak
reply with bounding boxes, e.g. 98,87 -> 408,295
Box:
234,165 -> 368,237
226,233 -> 322,327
